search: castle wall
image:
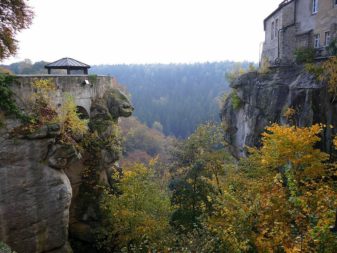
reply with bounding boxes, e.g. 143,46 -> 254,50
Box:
315,0 -> 337,48
11,75 -> 118,115
263,0 -> 337,64
261,1 -> 296,63
296,0 -> 316,34
280,2 -> 296,62
296,0 -> 337,49
262,10 -> 282,63
281,25 -> 297,62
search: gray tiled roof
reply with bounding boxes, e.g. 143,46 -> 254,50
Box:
45,57 -> 90,68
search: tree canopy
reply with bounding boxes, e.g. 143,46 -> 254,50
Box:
0,0 -> 33,60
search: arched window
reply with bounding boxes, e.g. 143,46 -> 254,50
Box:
76,106 -> 89,119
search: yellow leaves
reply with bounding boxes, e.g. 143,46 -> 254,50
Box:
242,123 -> 337,251
283,107 -> 296,120
58,94 -> 88,142
98,162 -> 172,250
148,155 -> 159,167
225,63 -> 248,83
306,57 -> 337,99
259,123 -> 329,174
30,79 -> 58,124
32,79 -> 55,92
319,56 -> 337,96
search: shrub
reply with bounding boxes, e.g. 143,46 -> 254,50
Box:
88,74 -> 97,85
31,79 -> 58,124
0,74 -> 28,121
58,94 -> 88,148
327,39 -> 337,56
231,90 -> 242,110
225,64 -> 247,83
306,56 -> 337,102
294,47 -> 316,64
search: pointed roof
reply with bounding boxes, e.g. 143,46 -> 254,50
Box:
45,57 -> 90,68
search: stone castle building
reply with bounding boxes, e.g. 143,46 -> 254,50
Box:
262,0 -> 337,64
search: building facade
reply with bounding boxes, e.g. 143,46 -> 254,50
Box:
261,0 -> 337,64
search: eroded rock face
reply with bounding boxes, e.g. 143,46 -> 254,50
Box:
0,87 -> 133,253
90,88 -> 134,122
221,66 -> 337,158
0,121 -> 74,253
66,88 -> 133,252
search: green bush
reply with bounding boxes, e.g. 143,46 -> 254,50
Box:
0,74 -> 20,116
0,74 -> 30,122
231,90 -> 242,110
294,47 -> 316,64
327,39 -> 337,56
88,74 -> 97,85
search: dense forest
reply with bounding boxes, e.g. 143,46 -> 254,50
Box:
91,62 -> 239,138
91,121 -> 337,252
2,60 -> 252,138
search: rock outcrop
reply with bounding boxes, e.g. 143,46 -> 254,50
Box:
0,121 -> 74,253
66,88 -> 133,252
0,86 -> 133,253
221,66 -> 337,158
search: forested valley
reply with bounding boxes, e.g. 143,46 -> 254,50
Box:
1,59 -> 337,253
1,1 -> 337,252
91,62 -> 249,138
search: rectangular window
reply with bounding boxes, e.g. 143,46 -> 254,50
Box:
275,19 -> 279,38
271,21 -> 275,40
312,0 -> 318,13
325,31 -> 331,46
314,34 -> 320,48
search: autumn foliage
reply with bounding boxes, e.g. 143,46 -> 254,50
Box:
97,122 -> 337,252
0,0 -> 33,60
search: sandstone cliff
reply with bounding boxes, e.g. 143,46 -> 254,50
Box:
0,120 -> 74,253
0,77 -> 133,253
221,66 -> 337,158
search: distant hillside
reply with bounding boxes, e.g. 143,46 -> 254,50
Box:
91,62 -> 253,138
3,60 -> 253,138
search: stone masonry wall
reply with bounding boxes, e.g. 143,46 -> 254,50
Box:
263,0 -> 337,63
11,75 -> 118,116
261,1 -> 296,63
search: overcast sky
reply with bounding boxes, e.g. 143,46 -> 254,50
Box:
3,0 -> 281,65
